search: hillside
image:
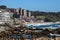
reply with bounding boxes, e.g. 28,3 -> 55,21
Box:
31,11 -> 60,22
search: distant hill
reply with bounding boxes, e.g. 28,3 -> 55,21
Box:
31,11 -> 60,22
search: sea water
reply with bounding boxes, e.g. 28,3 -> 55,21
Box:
26,23 -> 60,29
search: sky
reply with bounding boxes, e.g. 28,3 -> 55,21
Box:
0,0 -> 60,12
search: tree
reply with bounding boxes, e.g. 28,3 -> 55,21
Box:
44,17 -> 51,22
0,5 -> 7,9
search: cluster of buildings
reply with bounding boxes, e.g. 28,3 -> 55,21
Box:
9,8 -> 32,18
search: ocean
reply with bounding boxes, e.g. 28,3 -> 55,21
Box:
25,23 -> 60,29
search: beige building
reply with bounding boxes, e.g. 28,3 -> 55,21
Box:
18,8 -> 31,18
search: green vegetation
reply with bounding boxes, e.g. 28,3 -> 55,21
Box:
36,16 -> 45,20
31,11 -> 60,22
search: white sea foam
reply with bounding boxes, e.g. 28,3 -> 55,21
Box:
24,22 -> 60,29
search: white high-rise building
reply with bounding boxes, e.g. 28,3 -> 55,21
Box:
16,8 -> 19,14
29,12 -> 31,17
24,9 -> 27,17
20,8 -> 22,17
